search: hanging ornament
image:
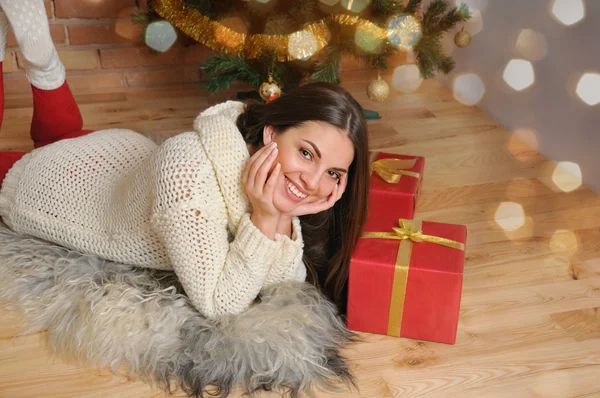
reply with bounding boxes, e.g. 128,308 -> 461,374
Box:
259,75 -> 282,102
454,26 -> 471,48
367,73 -> 389,102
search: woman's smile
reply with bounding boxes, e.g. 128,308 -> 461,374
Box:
284,176 -> 308,202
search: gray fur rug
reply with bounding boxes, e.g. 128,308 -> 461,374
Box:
0,222 -> 357,397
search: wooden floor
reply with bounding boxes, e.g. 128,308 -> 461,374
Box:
1,70 -> 600,397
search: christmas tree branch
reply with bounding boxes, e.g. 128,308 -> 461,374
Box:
200,54 -> 263,92
413,0 -> 470,77
308,48 -> 341,84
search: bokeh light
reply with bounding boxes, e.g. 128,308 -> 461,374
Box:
288,31 -> 318,60
516,29 -> 548,61
341,0 -> 370,13
218,16 -> 248,34
512,128 -> 539,151
145,21 -> 177,53
453,73 -> 485,106
552,161 -> 582,192
507,128 -> 539,162
387,15 -> 422,50
392,64 -> 423,94
495,202 -> 526,232
576,73 -> 600,106
551,0 -> 585,26
503,59 -> 535,91
115,7 -> 139,41
355,23 -> 384,53
319,0 -> 339,5
214,17 -> 245,50
550,229 -> 580,255
465,9 -> 483,36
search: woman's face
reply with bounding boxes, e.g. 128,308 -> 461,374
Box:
263,121 -> 355,215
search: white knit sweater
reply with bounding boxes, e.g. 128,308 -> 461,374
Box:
0,101 -> 306,318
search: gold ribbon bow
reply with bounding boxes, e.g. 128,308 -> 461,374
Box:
370,158 -> 421,184
361,219 -> 465,336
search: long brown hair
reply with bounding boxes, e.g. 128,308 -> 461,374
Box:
236,83 -> 369,314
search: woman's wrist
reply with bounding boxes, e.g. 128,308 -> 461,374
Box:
276,214 -> 293,239
250,212 -> 279,240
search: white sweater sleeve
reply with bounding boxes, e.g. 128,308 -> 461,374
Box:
150,133 -> 283,318
263,217 -> 307,286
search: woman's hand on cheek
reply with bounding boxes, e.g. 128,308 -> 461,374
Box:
242,142 -> 281,239
287,173 -> 348,217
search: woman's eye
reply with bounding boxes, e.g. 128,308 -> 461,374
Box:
328,171 -> 341,180
299,148 -> 312,160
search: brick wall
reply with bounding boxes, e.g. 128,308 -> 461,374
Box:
2,0 -> 213,95
2,0 -> 400,95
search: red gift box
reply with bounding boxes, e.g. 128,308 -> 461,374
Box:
347,216 -> 467,344
368,152 -> 425,221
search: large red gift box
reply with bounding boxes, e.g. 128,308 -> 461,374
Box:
346,216 -> 467,344
368,152 -> 425,221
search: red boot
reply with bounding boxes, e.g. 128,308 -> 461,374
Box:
30,81 -> 85,148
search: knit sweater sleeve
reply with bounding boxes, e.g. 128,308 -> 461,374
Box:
263,217 -> 307,286
150,132 -> 282,319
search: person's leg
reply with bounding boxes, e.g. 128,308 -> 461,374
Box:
0,0 -> 84,147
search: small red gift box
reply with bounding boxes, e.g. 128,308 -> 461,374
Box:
347,216 -> 467,344
368,152 -> 425,221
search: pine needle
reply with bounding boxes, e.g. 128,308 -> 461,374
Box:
200,54 -> 263,92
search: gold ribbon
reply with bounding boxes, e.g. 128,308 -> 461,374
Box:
361,219 -> 465,336
370,158 -> 421,184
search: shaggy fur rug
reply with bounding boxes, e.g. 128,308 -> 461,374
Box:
0,222 -> 357,397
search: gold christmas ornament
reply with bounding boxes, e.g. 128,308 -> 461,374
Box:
454,26 -> 471,48
260,75 -> 282,102
367,74 -> 389,102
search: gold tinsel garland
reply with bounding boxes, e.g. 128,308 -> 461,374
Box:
153,0 -> 413,61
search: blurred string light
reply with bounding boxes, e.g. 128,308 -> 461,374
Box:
551,0 -> 585,26
503,59 -> 535,91
387,15 -> 422,51
576,73 -> 600,106
341,0 -> 370,13
516,29 -> 548,61
494,202 -> 525,231
392,64 -> 423,93
145,21 -> 177,52
355,21 -> 384,52
550,229 -> 580,255
453,73 -> 485,105
288,31 -> 319,60
552,161 -> 582,192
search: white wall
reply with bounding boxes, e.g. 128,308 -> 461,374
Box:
435,0 -> 599,193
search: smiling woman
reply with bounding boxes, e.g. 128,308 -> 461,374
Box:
237,83 -> 370,312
